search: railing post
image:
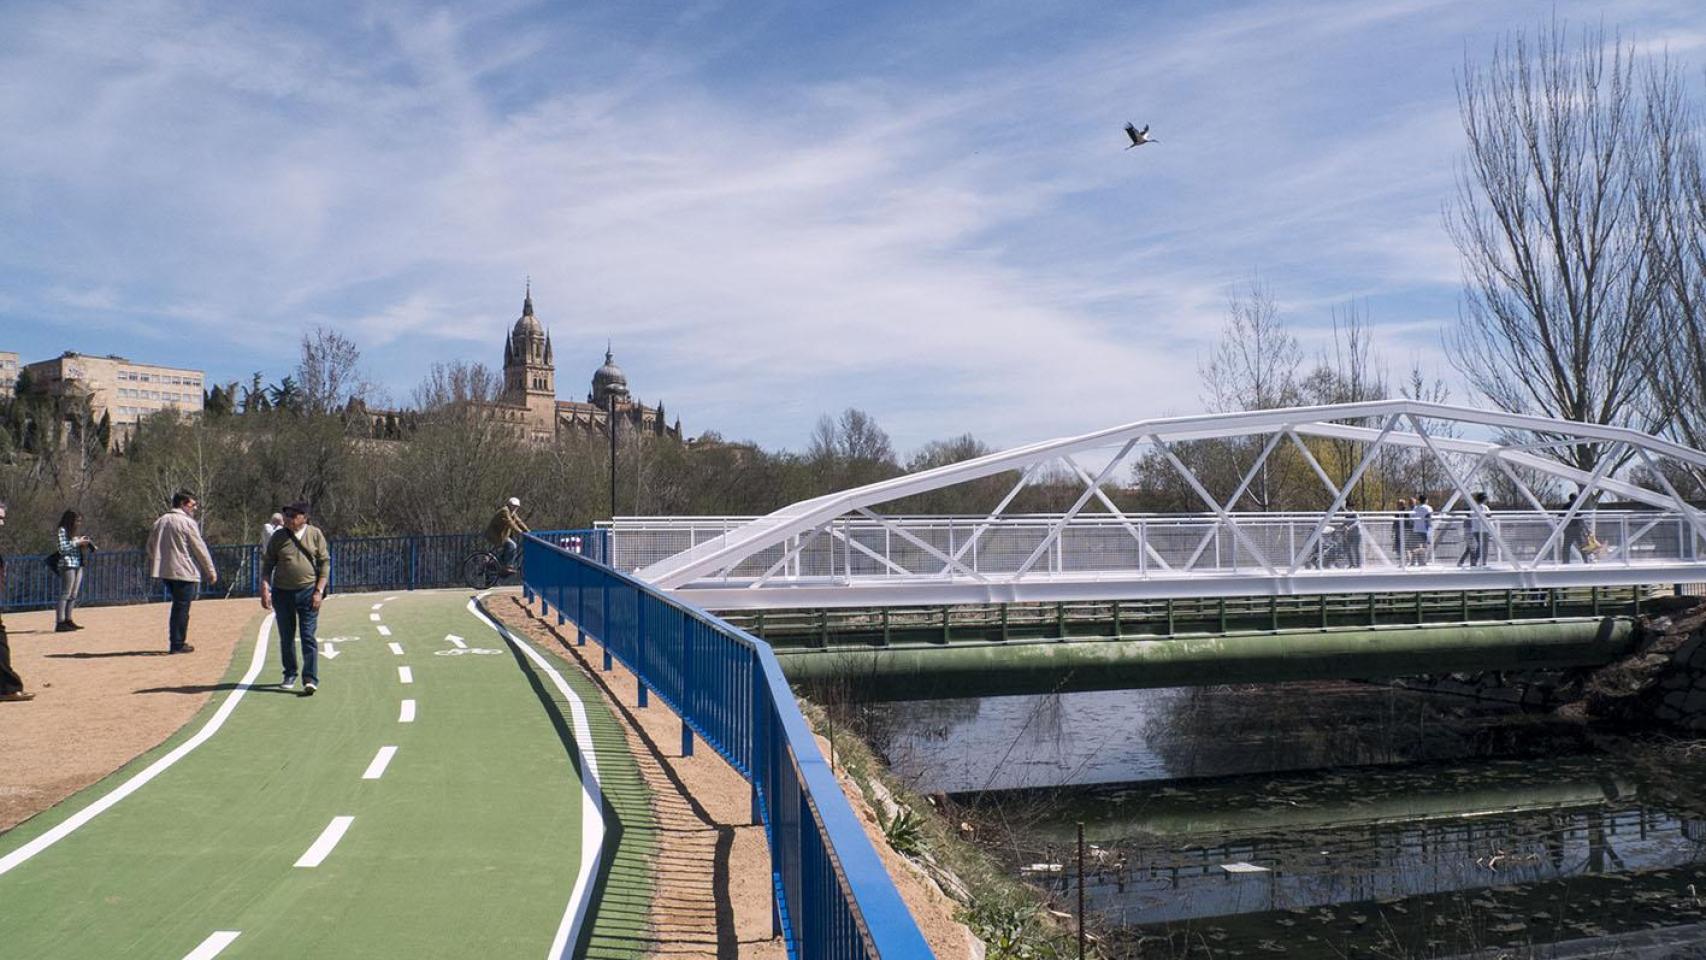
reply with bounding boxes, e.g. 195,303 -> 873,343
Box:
409,536 -> 419,591
681,622 -> 695,757
637,595 -> 649,708
577,569 -> 588,646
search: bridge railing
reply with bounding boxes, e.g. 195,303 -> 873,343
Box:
1,528 -> 606,612
520,534 -> 934,960
607,510 -> 1703,584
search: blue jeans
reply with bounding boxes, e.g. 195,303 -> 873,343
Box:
498,537 -> 519,568
274,587 -> 320,684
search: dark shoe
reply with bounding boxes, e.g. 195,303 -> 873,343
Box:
55,621 -> 75,633
68,621 -> 84,630
281,675 -> 297,689
167,644 -> 196,654
301,680 -> 318,697
0,691 -> 35,702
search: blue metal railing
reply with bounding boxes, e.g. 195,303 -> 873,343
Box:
519,533 -> 934,960
1,528 -> 608,612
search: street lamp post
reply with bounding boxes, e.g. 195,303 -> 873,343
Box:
608,391 -> 618,521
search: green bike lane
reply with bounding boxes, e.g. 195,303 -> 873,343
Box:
0,589 -> 653,959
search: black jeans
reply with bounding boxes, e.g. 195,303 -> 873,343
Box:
0,615 -> 23,695
165,579 -> 198,650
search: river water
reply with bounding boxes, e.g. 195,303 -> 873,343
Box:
863,683 -> 1706,957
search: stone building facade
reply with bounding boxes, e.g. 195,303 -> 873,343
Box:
493,285 -> 681,443
353,286 -> 682,444
18,351 -> 204,443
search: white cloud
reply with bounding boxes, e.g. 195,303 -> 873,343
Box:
0,0 -> 1696,454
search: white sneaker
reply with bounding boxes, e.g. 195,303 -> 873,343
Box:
302,680 -> 317,696
281,675 -> 297,689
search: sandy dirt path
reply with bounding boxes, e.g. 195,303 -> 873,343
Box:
0,597 -> 262,831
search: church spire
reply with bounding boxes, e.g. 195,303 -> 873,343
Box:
522,277 -> 534,317
544,330 -> 554,364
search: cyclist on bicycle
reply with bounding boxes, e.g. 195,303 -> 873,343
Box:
486,497 -> 531,575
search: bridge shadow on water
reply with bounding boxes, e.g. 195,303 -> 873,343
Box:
496,597 -> 763,960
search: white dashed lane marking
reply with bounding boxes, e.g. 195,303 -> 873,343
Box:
371,602 -> 384,611
399,699 -> 416,723
294,816 -> 354,868
398,666 -> 413,684
182,931 -> 241,960
369,613 -> 381,622
361,746 -> 398,781
388,642 -> 404,656
377,625 -> 392,637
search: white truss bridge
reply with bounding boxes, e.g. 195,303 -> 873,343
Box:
626,401 -> 1706,610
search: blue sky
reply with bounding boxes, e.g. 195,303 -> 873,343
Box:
2,0 -> 1703,453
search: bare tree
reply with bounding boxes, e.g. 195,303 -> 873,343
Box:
296,326 -> 369,416
1200,276 -> 1302,413
1641,62 -> 1706,481
1447,20 -> 1675,473
411,360 -> 502,411
1196,277 -> 1304,509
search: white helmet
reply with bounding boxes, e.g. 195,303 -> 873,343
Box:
506,497 -> 521,508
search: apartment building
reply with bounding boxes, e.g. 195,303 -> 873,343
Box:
0,351 -> 17,399
21,352 -> 204,440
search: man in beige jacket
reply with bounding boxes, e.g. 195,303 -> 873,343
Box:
145,490 -> 219,654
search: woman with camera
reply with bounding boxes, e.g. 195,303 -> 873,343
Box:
54,509 -> 94,632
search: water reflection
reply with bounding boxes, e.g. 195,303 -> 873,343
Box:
863,684 -> 1706,955
868,681 -> 1576,794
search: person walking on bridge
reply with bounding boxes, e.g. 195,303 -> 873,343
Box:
261,501 -> 331,695
487,497 -> 530,576
0,500 -> 33,703
146,490 -> 219,654
1392,498 -> 1411,567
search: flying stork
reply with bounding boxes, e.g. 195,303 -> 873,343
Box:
1124,122 -> 1156,148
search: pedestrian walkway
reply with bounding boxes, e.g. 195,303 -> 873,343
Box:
0,590 -> 652,959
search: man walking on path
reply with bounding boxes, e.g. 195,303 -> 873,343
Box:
0,500 -> 33,702
1410,493 -> 1435,565
146,490 -> 219,654
261,501 -> 331,695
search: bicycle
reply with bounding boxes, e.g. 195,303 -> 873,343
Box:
461,548 -> 520,590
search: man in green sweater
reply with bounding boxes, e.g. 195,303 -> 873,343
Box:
261,501 -> 332,696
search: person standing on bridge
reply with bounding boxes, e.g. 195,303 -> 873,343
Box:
1459,491 -> 1492,568
146,490 -> 219,654
1392,498 -> 1412,567
261,501 -> 331,695
1410,493 -> 1435,565
0,500 -> 34,703
487,497 -> 530,576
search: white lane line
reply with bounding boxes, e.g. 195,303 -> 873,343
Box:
377,625 -> 392,637
398,666 -> 413,684
369,613 -> 381,622
384,595 -> 399,602
371,602 -> 384,611
470,596 -> 605,960
399,699 -> 416,723
445,633 -> 466,649
183,930 -> 241,960
0,615 -> 275,878
361,746 -> 398,781
294,816 -> 355,868
388,642 -> 405,656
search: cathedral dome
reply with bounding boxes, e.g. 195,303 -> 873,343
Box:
591,347 -> 629,402
512,284 -> 544,338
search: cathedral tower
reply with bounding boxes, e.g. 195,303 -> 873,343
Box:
501,282 -> 556,440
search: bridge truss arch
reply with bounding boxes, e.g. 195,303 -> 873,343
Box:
629,401 -> 1706,609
